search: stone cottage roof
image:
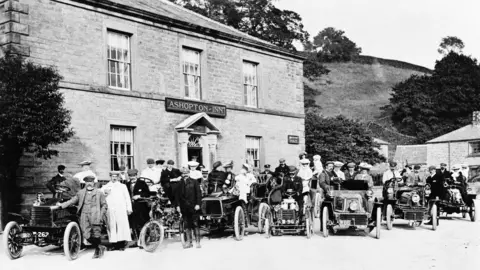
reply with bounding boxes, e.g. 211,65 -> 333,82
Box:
374,138 -> 390,145
77,0 -> 305,60
427,124 -> 480,143
394,144 -> 428,165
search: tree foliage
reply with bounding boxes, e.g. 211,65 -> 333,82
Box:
385,52 -> 480,143
169,0 -> 309,50
305,113 -> 386,165
311,27 -> 362,62
438,36 -> 464,56
0,53 -> 74,185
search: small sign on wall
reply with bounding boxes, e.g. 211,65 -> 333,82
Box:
288,135 -> 300,144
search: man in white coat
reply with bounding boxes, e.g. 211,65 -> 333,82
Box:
102,171 -> 132,251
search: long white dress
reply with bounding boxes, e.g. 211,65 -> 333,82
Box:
101,181 -> 132,242
235,174 -> 256,203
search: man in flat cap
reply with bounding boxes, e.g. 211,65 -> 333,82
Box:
101,172 -> 132,251
207,161 -> 226,194
126,169 -> 150,243
437,162 -> 452,182
73,160 -> 98,185
176,167 -> 202,249
275,158 -> 290,177
382,161 -> 402,184
141,158 -> 161,184
344,162 -> 357,181
261,164 -> 272,175
318,161 -> 335,195
160,160 -> 182,205
55,176 -> 107,259
406,165 -> 426,186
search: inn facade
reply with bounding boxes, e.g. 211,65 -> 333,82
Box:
0,0 -> 306,196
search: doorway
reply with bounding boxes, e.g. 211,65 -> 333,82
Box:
188,147 -> 203,169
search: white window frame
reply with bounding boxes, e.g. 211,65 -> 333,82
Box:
469,140 -> 480,156
243,61 -> 259,108
107,30 -> 131,90
182,47 -> 202,100
246,136 -> 261,169
110,126 -> 135,171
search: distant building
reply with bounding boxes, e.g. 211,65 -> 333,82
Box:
393,144 -> 428,169
374,138 -> 390,160
426,112 -> 480,178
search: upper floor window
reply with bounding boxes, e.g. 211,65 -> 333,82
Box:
243,61 -> 258,108
107,30 -> 131,90
110,126 -> 135,171
246,136 -> 261,169
182,48 -> 202,100
469,141 -> 480,156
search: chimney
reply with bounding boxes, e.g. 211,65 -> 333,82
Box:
473,111 -> 480,126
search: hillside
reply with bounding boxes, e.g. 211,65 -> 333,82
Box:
310,56 -> 432,153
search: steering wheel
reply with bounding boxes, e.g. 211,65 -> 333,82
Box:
139,177 -> 154,186
284,188 -> 297,197
54,184 -> 71,193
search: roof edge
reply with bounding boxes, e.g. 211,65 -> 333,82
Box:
66,0 -> 307,61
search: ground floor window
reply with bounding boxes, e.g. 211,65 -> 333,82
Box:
469,141 -> 480,156
246,136 -> 261,169
110,126 -> 135,171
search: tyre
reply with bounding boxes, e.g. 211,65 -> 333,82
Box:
258,203 -> 269,233
63,222 -> 82,261
321,207 -> 329,238
139,221 -> 164,252
305,211 -> 313,239
386,204 -> 393,230
314,193 -> 322,218
470,200 -> 477,222
375,207 -> 381,239
234,206 -> 245,241
264,212 -> 271,239
3,221 -> 23,260
431,204 -> 438,231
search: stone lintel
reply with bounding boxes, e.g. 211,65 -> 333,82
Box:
1,43 -> 30,56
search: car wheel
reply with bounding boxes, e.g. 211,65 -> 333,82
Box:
376,207 -> 381,239
3,221 -> 23,260
63,222 -> 81,261
322,207 -> 329,238
431,204 -> 438,231
386,204 -> 393,230
264,211 -> 271,239
139,220 -> 164,252
470,200 -> 477,222
258,203 -> 269,233
314,193 -> 322,218
234,206 -> 245,241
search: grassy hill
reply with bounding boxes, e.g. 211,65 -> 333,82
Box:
309,56 -> 432,154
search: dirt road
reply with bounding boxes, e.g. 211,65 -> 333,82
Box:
1,215 -> 479,270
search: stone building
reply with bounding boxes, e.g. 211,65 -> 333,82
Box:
426,112 -> 480,178
0,0 -> 305,196
393,144 -> 427,169
373,138 -> 389,160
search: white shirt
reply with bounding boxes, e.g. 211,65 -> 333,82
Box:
140,167 -> 161,184
334,170 -> 345,180
189,170 -> 203,180
382,169 -> 402,183
73,170 -> 98,183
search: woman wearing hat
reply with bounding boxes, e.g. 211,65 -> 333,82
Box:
345,162 -> 357,181
73,160 -> 98,185
234,164 -> 257,226
354,163 -> 374,188
333,161 -> 346,181
312,155 -> 323,176
207,161 -> 226,194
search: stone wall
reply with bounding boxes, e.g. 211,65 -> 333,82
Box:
0,0 -> 30,56
427,142 -> 480,170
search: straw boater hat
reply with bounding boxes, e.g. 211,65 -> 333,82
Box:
79,160 -> 92,166
187,161 -> 199,168
333,161 -> 344,167
300,158 -> 310,165
358,162 -> 373,170
109,171 -> 120,176
452,164 -> 461,170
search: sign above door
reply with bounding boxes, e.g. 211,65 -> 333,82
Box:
165,97 -> 227,118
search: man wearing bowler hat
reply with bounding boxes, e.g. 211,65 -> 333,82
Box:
160,160 -> 182,205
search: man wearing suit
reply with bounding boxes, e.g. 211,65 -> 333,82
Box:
125,169 -> 150,243
318,161 -> 336,194
274,158 -> 290,177
437,163 -> 452,181
54,176 -> 108,259
406,165 -> 427,186
160,160 -> 182,205
46,165 -> 67,195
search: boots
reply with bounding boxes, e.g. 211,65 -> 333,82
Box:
90,238 -> 105,259
194,228 -> 201,248
184,229 -> 193,249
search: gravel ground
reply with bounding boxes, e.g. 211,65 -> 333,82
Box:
1,215 -> 479,270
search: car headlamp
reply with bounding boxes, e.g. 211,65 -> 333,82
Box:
411,194 -> 420,203
387,188 -> 394,194
366,190 -> 374,197
349,201 -> 359,211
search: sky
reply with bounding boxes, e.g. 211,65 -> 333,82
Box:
274,0 -> 480,69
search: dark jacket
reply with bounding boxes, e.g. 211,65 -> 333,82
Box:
160,168 -> 182,186
283,175 -> 303,195
274,164 -> 290,176
436,169 -> 452,181
61,188 -> 107,224
426,173 -> 444,198
207,170 -> 226,193
46,174 -> 66,194
344,171 -> 357,181
126,179 -> 150,199
177,176 -> 202,215
319,170 -> 334,193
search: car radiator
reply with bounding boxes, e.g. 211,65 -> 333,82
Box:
339,214 -> 368,225
30,207 -> 53,226
202,201 -> 222,215
278,209 -> 296,221
404,211 -> 425,221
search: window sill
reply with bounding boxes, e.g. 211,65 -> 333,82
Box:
468,154 -> 480,158
108,86 -> 131,91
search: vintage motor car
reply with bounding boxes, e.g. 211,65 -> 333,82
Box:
383,178 -> 437,230
246,178 -> 271,234
320,180 -> 382,239
435,177 -> 478,222
3,185 -> 83,260
263,187 -> 314,239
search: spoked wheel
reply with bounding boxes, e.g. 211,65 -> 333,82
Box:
375,207 -> 381,239
63,222 -> 82,261
470,200 -> 477,222
139,220 -> 164,252
385,204 -> 393,230
322,207 -> 329,238
264,210 -> 272,239
314,193 -> 322,218
3,221 -> 23,260
258,203 -> 269,233
305,211 -> 313,239
431,204 -> 438,231
234,206 -> 245,241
